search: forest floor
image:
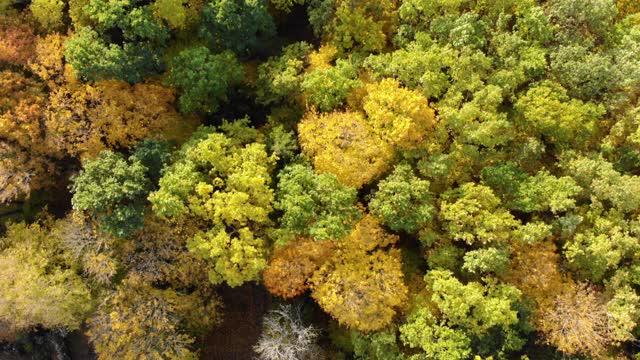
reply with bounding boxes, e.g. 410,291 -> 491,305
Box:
200,283 -> 272,360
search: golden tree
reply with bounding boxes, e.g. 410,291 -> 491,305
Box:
298,110 -> 393,189
363,78 -> 436,150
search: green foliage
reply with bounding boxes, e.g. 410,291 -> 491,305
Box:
440,183 -> 519,245
71,151 -> 151,238
30,0 -> 64,31
199,0 -> 275,54
150,127 -> 276,286
515,81 -> 605,147
400,308 -> 472,360
255,42 -> 313,105
65,27 -> 162,82
301,59 -> 361,112
275,164 -> 359,241
166,47 -> 244,114
369,164 -> 434,234
462,247 -> 510,275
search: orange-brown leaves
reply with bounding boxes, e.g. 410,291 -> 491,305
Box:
46,80 -> 186,159
538,283 -> 611,357
0,17 -> 36,66
263,238 -> 336,299
0,71 -> 58,202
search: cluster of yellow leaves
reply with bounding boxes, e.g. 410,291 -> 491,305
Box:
298,78 -> 438,188
88,274 -> 220,360
298,110 -> 394,188
309,215 -> 407,332
310,247 -> 407,332
0,71 -> 59,202
363,78 -> 436,149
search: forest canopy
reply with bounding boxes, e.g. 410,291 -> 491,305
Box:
2,0 -> 640,359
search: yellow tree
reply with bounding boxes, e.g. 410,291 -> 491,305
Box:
363,78 -> 437,150
309,215 -> 407,332
46,80 -> 189,159
298,110 -> 394,189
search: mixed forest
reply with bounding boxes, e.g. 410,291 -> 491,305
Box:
2,0 -> 640,359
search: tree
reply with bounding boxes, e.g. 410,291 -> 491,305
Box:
301,59 -> 361,112
362,78 -> 437,150
369,164 -> 434,234
87,274 -> 220,360
28,33 -> 68,87
0,17 -> 36,66
275,163 -> 360,241
71,151 -> 151,238
298,110 -> 394,189
149,127 -> 276,286
515,80 -> 605,148
65,28 -> 163,83
255,42 -> 313,105
165,47 -> 244,114
0,71 -> 59,203
330,1 -> 387,54
0,217 -> 92,340
399,308 -> 472,360
46,80 -> 184,159
439,183 -> 520,245
538,283 -> 611,357
263,237 -> 335,299
310,248 -> 407,332
29,0 -> 64,31
254,304 -> 322,360
120,215 -> 211,289
199,0 -> 275,54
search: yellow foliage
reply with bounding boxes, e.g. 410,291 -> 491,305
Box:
28,33 -> 67,87
298,110 -> 394,188
307,44 -> 338,72
310,248 -> 408,332
345,213 -> 399,251
363,78 -> 437,149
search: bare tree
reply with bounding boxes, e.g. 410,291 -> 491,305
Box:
254,304 -> 323,360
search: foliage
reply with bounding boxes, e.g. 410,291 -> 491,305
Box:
263,237 -> 335,299
0,218 -> 92,340
71,151 -> 151,238
275,163 -> 360,241
150,127 -> 276,286
369,164 -> 434,233
310,248 -> 407,332
199,0 -> 275,54
298,110 -> 394,189
87,274 -> 219,360
166,47 -> 244,114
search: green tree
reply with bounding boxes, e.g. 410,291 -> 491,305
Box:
71,151 -> 151,238
514,80 -> 605,148
369,164 -> 434,234
149,127 -> 276,286
275,164 -> 360,241
301,59 -> 361,112
166,47 -> 244,114
199,0 -> 275,54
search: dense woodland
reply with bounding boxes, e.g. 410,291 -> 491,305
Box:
2,0 -> 640,359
